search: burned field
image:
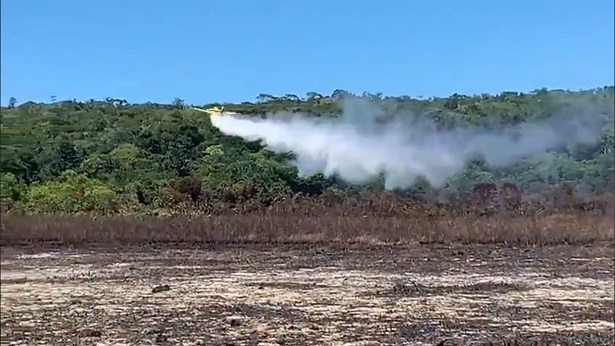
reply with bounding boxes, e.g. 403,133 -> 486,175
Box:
1,243 -> 613,345
1,199 -> 614,345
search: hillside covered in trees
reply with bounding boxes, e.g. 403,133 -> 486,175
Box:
1,87 -> 614,215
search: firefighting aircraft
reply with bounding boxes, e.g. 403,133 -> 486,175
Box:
191,106 -> 238,118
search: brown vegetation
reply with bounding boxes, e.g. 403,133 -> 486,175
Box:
2,183 -> 613,248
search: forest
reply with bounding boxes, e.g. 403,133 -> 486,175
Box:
1,87 -> 613,216
0,87 -> 613,246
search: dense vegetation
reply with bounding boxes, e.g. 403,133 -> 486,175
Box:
1,88 -> 614,216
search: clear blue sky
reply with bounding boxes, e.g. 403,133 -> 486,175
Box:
1,0 -> 613,105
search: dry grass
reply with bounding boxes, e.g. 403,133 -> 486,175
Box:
2,188 -> 613,345
1,210 -> 613,247
2,185 -> 613,247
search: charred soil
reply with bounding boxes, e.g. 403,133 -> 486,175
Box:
1,197 -> 613,345
1,244 -> 613,345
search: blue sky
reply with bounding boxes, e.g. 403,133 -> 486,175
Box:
1,0 -> 613,105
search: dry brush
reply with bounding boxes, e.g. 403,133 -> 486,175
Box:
2,183 -> 613,248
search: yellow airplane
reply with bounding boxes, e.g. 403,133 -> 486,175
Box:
191,106 -> 238,117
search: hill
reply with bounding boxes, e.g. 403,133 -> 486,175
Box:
1,88 -> 614,216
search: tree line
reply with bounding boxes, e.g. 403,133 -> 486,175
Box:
1,87 -> 613,215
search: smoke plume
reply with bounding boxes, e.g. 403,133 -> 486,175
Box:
210,96 -> 612,189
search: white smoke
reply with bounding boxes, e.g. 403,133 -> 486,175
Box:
210,96 -> 612,189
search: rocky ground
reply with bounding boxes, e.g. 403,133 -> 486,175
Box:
1,244 -> 613,345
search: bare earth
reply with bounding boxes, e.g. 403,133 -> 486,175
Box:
1,245 -> 613,345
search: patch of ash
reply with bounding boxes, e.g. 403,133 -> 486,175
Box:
1,247 -> 613,345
